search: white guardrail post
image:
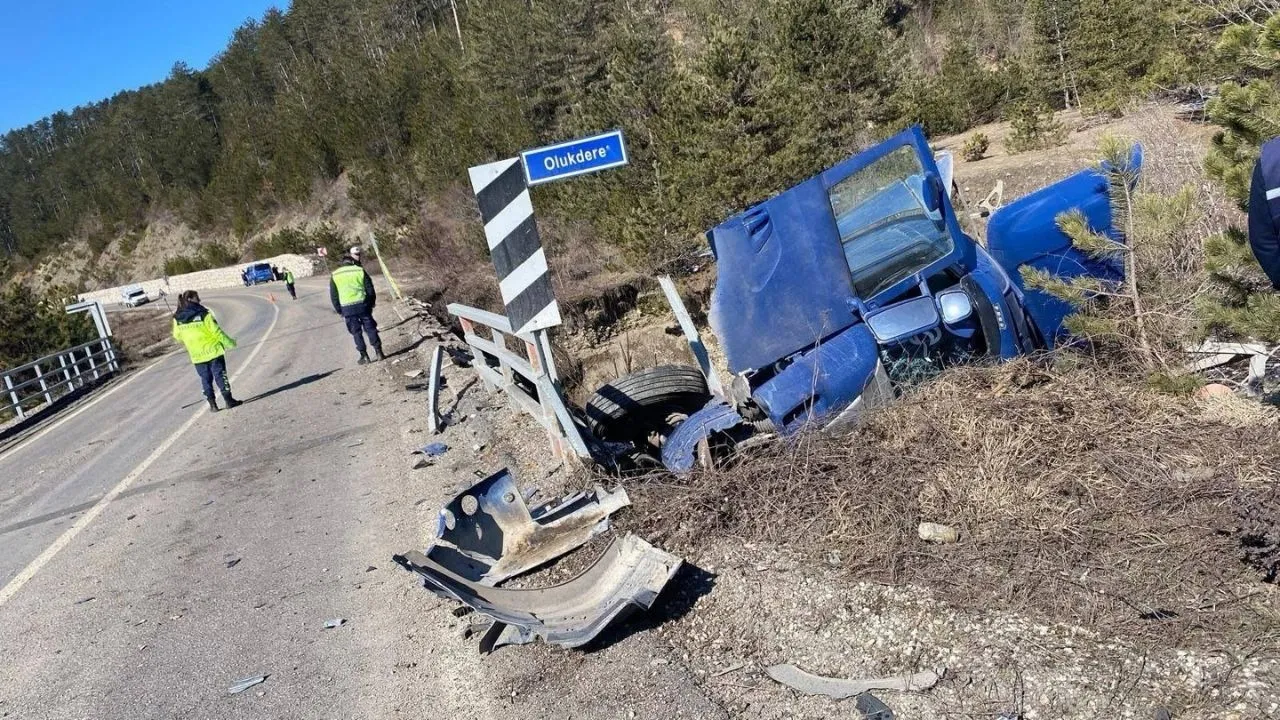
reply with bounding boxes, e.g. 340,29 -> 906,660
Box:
4,375 -> 22,420
446,303 -> 591,462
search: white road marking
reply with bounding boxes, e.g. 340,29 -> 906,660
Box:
0,301 -> 280,607
0,352 -> 177,463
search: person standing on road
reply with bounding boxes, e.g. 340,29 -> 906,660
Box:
1249,138 -> 1280,290
330,250 -> 385,365
285,269 -> 297,300
172,290 -> 242,412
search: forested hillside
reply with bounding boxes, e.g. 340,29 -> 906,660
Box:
0,0 -> 1242,284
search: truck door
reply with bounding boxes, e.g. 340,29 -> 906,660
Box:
707,126 -> 977,374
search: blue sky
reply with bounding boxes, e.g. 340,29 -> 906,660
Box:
0,0 -> 282,132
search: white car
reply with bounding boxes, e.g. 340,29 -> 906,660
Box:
121,287 -> 150,308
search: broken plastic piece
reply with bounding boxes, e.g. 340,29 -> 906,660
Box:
323,618 -> 346,629
423,467 -> 630,585
228,675 -> 267,695
917,522 -> 959,543
394,533 -> 680,653
415,442 -> 449,456
856,693 -> 895,720
661,400 -> 746,474
765,665 -> 943,699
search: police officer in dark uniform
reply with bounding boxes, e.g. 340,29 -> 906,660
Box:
330,248 -> 385,365
1249,137 -> 1280,289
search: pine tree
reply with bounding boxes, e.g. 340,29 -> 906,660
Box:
1199,10 -> 1280,341
1205,14 -> 1280,206
1022,136 -> 1161,369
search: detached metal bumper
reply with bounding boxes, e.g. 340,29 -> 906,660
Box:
395,533 -> 682,652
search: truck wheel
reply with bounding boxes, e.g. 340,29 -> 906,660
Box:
586,365 -> 711,443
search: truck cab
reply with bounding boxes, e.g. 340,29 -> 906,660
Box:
585,126 -> 1138,472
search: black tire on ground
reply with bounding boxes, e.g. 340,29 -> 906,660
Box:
585,365 -> 711,443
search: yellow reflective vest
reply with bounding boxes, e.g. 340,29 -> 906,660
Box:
332,265 -> 367,307
172,307 -> 237,365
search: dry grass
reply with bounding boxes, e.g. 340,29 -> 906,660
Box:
626,359 -> 1280,649
109,307 -> 174,365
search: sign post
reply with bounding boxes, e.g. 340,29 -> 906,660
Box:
467,130 -> 628,450
467,129 -> 628,339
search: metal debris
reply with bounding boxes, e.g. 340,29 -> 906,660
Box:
228,675 -> 267,695
1183,341 -> 1276,388
394,533 -> 681,653
323,618 -> 346,629
422,467 -> 630,585
765,665 -> 943,700
712,662 -> 747,678
427,345 -> 445,434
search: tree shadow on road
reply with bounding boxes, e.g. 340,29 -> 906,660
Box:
242,370 -> 338,404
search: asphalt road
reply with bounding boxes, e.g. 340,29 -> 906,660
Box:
0,289 -> 279,590
0,276 -> 722,720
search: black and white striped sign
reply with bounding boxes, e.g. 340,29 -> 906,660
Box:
468,157 -> 562,336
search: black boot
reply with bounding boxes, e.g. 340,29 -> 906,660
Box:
374,347 -> 386,362
357,353 -> 370,365
223,394 -> 243,409
207,396 -> 220,413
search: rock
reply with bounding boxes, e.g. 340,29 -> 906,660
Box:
1195,383 -> 1234,399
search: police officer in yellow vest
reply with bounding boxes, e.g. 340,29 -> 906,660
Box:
330,246 -> 385,364
172,290 -> 242,412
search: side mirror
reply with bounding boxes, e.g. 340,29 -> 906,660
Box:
922,172 -> 945,216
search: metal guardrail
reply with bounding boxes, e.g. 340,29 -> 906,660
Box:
447,303 -> 590,461
1,337 -> 120,420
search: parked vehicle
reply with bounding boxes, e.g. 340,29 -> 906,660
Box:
242,262 -> 275,286
585,126 -> 1138,472
121,286 -> 150,308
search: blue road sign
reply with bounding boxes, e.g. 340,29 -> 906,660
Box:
520,130 -> 628,186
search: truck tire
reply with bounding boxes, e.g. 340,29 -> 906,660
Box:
586,365 -> 711,443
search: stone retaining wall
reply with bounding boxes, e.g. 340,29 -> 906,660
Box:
78,254 -> 319,305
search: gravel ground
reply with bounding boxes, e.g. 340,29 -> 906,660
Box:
415,309 -> 1279,719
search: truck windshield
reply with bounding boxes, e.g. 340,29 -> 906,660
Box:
828,146 -> 951,299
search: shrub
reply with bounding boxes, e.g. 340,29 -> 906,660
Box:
1004,103 -> 1066,154
249,228 -> 309,259
962,133 -> 990,162
118,232 -> 142,256
1022,134 -> 1209,373
164,255 -> 196,276
162,243 -> 239,276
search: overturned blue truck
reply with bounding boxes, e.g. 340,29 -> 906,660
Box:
583,126 -> 1139,472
